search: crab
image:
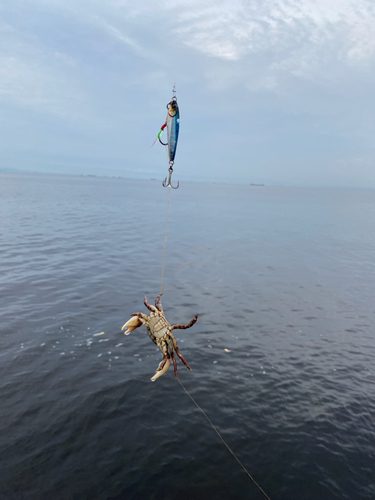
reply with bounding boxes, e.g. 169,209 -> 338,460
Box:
122,294 -> 198,381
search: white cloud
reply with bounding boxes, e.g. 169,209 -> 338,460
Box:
11,0 -> 375,90
169,0 -> 375,83
88,16 -> 149,58
0,22 -> 87,118
0,59 -> 87,119
1,0 -> 375,187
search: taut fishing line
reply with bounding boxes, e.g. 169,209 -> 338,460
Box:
160,186 -> 171,295
177,376 -> 271,500
156,87 -> 271,500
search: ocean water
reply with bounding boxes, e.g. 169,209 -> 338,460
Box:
1,172 -> 374,500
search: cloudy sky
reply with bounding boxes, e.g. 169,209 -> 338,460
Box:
1,0 -> 375,187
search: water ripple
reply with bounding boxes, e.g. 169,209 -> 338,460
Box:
1,173 -> 375,499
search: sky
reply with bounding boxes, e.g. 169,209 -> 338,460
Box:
0,0 -> 375,187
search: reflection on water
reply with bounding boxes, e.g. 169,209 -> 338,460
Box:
1,172 -> 374,499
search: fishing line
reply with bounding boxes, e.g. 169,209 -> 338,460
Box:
177,376 -> 272,500
156,86 -> 270,498
160,185 -> 171,295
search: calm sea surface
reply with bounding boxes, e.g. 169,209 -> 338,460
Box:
1,172 -> 374,500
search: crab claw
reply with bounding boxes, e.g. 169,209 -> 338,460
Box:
150,358 -> 171,381
121,316 -> 142,335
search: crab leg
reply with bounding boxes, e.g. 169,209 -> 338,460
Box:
154,293 -> 164,313
171,313 -> 198,331
170,333 -> 192,371
166,338 -> 178,378
144,296 -> 158,313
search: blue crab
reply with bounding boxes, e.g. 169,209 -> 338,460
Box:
122,294 -> 198,381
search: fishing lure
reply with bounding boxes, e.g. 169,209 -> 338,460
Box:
152,86 -> 180,188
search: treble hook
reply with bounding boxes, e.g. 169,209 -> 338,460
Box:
162,163 -> 179,189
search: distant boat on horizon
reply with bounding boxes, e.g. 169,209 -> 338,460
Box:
250,183 -> 264,186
